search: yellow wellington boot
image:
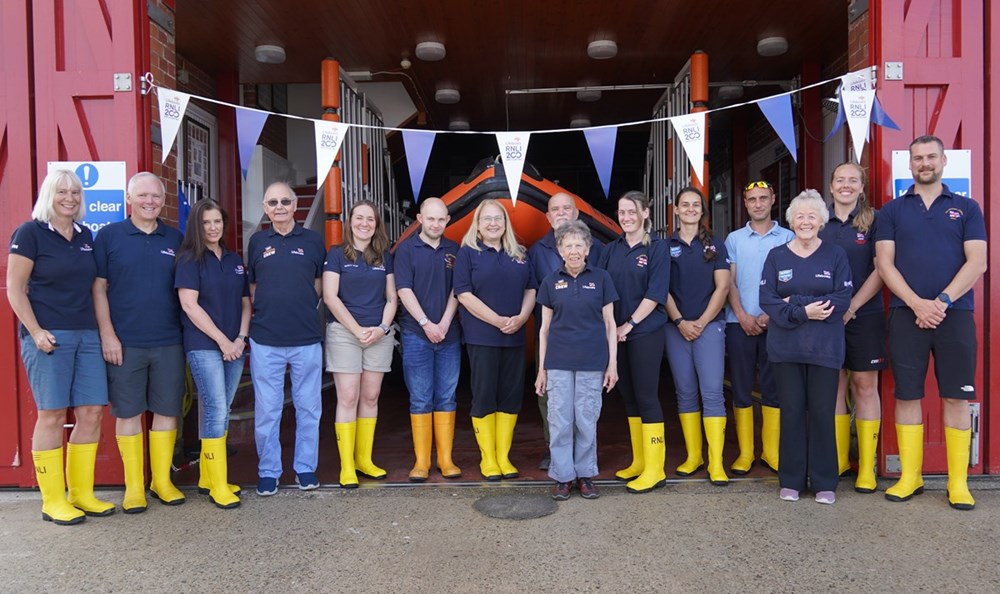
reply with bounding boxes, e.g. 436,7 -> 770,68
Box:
760,405 -> 780,473
885,424 -> 924,502
354,417 -> 387,479
945,427 -> 975,511
335,421 -> 359,488
676,412 -> 705,476
615,417 -> 644,480
626,423 -> 667,494
730,407 -> 755,475
703,416 -> 729,486
409,413 -> 433,482
33,448 -> 85,525
198,447 -> 241,495
854,419 -> 880,493
495,412 -> 519,479
433,411 -> 462,478
148,430 -> 185,505
66,442 -> 116,517
835,414 -> 851,476
201,436 -> 240,509
471,414 -> 502,481
116,433 -> 148,513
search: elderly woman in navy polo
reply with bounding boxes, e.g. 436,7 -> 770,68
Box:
760,189 -> 852,505
454,199 -> 536,481
7,169 -> 113,525
535,220 -> 618,500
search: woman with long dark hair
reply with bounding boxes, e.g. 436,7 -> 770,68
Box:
175,198 -> 251,509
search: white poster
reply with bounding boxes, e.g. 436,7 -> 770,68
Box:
314,120 -> 350,189
840,70 -> 876,161
496,132 -> 531,205
669,113 -> 706,185
157,89 -> 191,163
891,149 -> 972,199
47,161 -> 127,235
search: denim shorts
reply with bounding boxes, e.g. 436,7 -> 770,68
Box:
20,329 -> 109,410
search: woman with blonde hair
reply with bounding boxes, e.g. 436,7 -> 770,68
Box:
454,199 -> 536,480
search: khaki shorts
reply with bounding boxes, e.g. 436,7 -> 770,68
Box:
325,322 -> 395,373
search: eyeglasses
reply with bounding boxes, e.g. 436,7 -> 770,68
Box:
744,180 -> 772,191
480,215 -> 505,224
265,198 -> 294,207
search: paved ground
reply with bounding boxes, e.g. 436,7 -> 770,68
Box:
1,475 -> 997,593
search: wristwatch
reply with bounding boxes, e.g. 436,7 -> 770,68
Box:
672,317 -> 683,326
378,323 -> 391,335
237,334 -> 248,344
628,318 -> 638,328
937,292 -> 953,308
418,317 -> 430,327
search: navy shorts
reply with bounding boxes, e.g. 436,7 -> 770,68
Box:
888,308 -> 977,401
107,344 -> 186,418
844,312 -> 887,372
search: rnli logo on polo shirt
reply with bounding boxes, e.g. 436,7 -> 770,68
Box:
444,253 -> 456,269
554,280 -> 569,290
160,248 -> 176,257
815,270 -> 831,279
262,246 -> 276,259
670,246 -> 682,258
372,265 -> 386,271
855,232 -> 866,244
291,247 -> 305,256
80,243 -> 93,252
778,269 -> 793,282
636,255 -> 648,268
583,282 -> 597,290
946,208 -> 963,220
511,256 -> 527,265
235,265 -> 245,275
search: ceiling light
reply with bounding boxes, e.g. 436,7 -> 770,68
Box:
254,44 -> 286,64
570,117 -> 591,128
435,88 -> 461,104
415,41 -> 447,61
587,40 -> 618,60
576,89 -> 602,102
756,36 -> 788,57
449,118 -> 470,131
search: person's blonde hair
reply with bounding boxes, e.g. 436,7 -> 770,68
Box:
460,199 -> 526,260
786,189 -> 830,228
830,162 -> 874,234
32,169 -> 86,223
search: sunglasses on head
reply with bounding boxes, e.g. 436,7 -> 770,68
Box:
744,180 -> 772,191
265,198 -> 294,207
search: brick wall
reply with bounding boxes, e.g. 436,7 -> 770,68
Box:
148,0 -> 179,224
848,5 -> 869,70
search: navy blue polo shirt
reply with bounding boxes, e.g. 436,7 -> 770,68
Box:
453,242 -> 537,347
818,208 -> 881,318
528,228 -> 602,335
597,235 -> 669,340
93,218 -> 183,347
874,185 -> 986,311
759,242 -> 853,369
324,246 -> 394,327
9,220 -> 97,331
247,225 -> 325,347
174,249 -> 250,352
536,266 -> 618,371
393,233 -> 461,343
668,231 -> 729,322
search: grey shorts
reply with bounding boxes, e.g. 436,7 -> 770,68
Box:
107,344 -> 186,418
324,322 -> 394,373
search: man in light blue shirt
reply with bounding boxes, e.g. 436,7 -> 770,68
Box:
724,180 -> 793,476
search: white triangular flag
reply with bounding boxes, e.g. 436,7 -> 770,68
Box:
495,132 -> 531,206
840,70 -> 876,160
157,89 -> 190,163
669,113 -> 706,185
314,119 -> 350,189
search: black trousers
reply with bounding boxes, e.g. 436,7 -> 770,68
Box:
467,344 -> 525,417
725,323 -> 779,408
615,331 -> 665,423
772,362 -> 839,492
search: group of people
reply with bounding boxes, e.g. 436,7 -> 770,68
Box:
7,134 -> 984,525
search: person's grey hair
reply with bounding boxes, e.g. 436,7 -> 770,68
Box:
32,169 -> 85,223
785,189 -> 829,228
555,219 -> 592,247
127,171 -> 166,196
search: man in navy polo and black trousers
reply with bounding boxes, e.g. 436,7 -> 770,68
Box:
875,135 -> 987,510
246,181 -> 326,495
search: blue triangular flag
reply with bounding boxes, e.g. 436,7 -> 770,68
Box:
178,184 -> 190,235
583,127 -> 618,198
824,92 -> 846,142
236,107 -> 270,178
402,130 -> 437,202
757,94 -> 797,162
871,96 -> 901,130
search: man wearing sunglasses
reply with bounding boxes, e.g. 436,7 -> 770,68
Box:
724,180 -> 794,475
246,182 -> 327,495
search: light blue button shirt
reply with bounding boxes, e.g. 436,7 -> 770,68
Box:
724,221 -> 794,322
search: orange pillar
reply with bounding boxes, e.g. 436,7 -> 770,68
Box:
321,58 -> 343,248
690,51 -> 710,214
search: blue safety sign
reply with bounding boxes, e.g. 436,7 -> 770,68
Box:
47,161 -> 127,234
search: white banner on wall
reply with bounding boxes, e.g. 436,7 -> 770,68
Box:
890,149 -> 972,198
48,161 -> 127,234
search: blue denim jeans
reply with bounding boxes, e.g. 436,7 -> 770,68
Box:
665,319 -> 727,417
249,340 -> 323,477
400,331 -> 461,414
187,349 -> 245,439
545,369 -> 603,483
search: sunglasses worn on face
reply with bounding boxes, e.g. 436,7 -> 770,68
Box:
265,198 -> 294,207
744,180 -> 772,191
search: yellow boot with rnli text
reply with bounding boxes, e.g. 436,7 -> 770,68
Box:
626,423 -> 667,494
472,414 -> 502,481
33,447 -> 85,525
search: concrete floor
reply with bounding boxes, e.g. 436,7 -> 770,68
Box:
1,476 -> 997,593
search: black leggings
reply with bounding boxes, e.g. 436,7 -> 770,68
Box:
467,344 -> 525,417
616,331 -> 665,423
